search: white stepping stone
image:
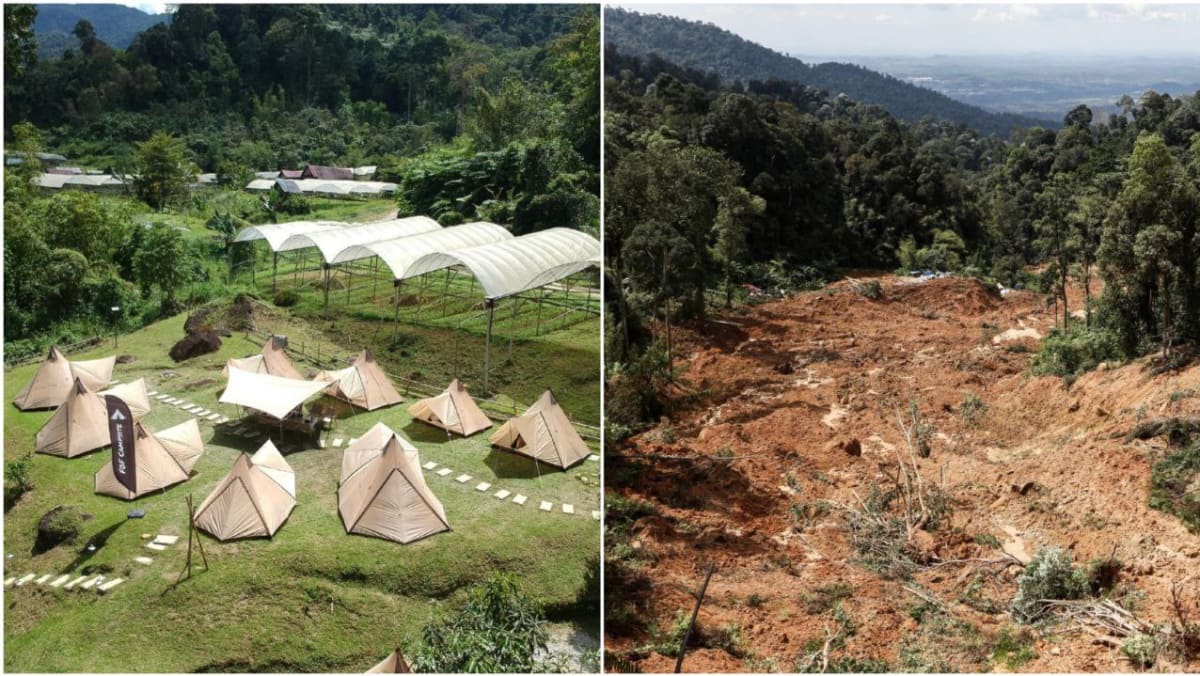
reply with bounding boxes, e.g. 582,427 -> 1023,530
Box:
147,390 -> 158,396
348,438 -> 358,444
185,406 -> 201,413
35,574 -> 51,584
154,535 -> 179,545
4,577 -> 16,587
49,574 -> 70,587
134,556 -> 154,565
562,504 -> 575,515
423,461 -> 438,470
454,474 -> 471,483
317,439 -> 326,449
512,495 -> 528,505
109,379 -> 121,385
475,482 -> 491,492
207,413 -> 221,421
98,578 -> 124,593
592,511 -> 601,521
435,468 -> 452,476
332,438 -> 344,447
146,543 -> 167,551
588,454 -> 599,462
80,575 -> 105,589
15,573 -> 35,586
64,575 -> 88,589
218,416 -> 230,423
539,501 -> 553,512
494,489 -> 511,499
193,408 -> 208,416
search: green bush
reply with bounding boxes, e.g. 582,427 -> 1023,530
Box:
1121,633 -> 1157,668
4,456 -> 34,510
409,574 -> 549,673
1148,444 -> 1200,532
1031,327 -> 1124,377
273,290 -> 300,307
35,505 -> 84,553
1011,547 -> 1089,623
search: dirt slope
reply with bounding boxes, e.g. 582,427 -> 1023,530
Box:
606,275 -> 1200,673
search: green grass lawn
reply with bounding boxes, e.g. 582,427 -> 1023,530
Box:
3,312 -> 600,672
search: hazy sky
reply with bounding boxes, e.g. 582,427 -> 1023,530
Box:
614,4 -> 1200,57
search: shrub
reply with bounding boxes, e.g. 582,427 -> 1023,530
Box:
1011,547 -> 1089,623
4,456 -> 34,510
1032,327 -> 1124,377
409,574 -> 548,673
991,626 -> 1037,669
35,505 -> 84,553
853,279 -> 882,300
1121,633 -> 1157,668
1148,444 -> 1200,532
959,393 -> 988,424
273,290 -> 300,307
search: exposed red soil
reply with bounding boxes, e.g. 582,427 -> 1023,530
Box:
607,275 -> 1200,673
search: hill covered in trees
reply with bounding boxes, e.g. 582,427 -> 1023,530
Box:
32,3 -> 169,59
604,8 -> 1042,137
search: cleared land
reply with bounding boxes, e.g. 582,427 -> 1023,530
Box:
606,275 -> 1199,673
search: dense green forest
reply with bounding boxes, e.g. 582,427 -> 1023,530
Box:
604,45 -> 1200,429
3,4 -> 599,354
605,8 -> 1043,137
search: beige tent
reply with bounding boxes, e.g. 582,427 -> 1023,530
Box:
94,421 -> 200,499
35,378 -> 109,458
219,366 -> 329,419
193,441 -> 296,541
339,423 -> 449,544
154,418 -> 205,474
407,379 -> 491,437
99,378 -> 152,420
489,390 -> 591,470
223,337 -> 303,379
12,346 -> 115,410
367,650 -> 412,673
36,377 -> 154,458
314,349 -> 403,411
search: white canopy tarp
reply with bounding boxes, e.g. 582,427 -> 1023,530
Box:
276,217 -> 443,263
330,221 -> 513,270
219,367 -> 328,419
233,220 -> 345,251
403,228 -> 600,300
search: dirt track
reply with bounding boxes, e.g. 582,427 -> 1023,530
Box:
607,275 -> 1200,673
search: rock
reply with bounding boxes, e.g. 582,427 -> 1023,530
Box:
1095,407 -> 1109,418
1011,481 -> 1037,495
169,331 -> 221,362
824,436 -> 862,457
1068,400 -> 1080,413
774,361 -> 795,375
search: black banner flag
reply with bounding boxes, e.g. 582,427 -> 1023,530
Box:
105,395 -> 136,494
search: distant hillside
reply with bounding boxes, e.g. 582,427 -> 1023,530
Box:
33,4 -> 168,58
604,8 -> 1044,137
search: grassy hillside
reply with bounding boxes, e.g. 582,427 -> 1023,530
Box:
4,310 -> 600,672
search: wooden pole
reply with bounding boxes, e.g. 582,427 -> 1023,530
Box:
483,299 -> 495,394
675,565 -> 716,674
323,264 -> 331,318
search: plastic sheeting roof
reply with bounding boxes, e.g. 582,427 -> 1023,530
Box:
233,220 -> 345,252
276,217 -> 443,263
329,221 -> 513,271
404,228 -> 600,300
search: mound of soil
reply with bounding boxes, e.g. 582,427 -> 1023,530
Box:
170,331 -> 221,362
607,274 -> 1200,673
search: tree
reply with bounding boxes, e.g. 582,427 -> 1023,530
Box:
711,187 -> 765,306
4,4 -> 37,78
132,223 -> 194,310
410,575 -> 549,673
134,132 -> 195,210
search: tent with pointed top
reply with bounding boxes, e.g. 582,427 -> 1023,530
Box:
223,336 -> 303,380
313,349 -> 403,411
94,421 -> 200,499
98,378 -> 153,420
367,649 -> 412,673
407,379 -> 491,437
154,418 -> 205,474
489,390 -> 591,470
12,346 -> 115,410
193,440 -> 297,541
35,378 -> 110,458
338,423 -> 449,544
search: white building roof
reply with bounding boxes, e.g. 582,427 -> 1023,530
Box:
329,222 -> 514,273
